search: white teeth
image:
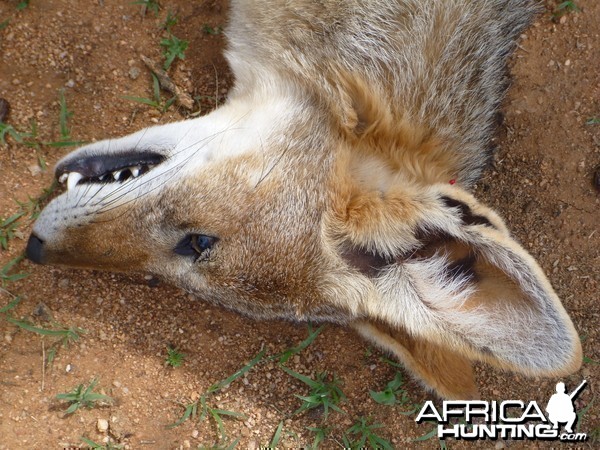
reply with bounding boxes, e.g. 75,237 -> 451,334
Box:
58,173 -> 68,184
112,170 -> 122,180
67,172 -> 83,191
130,166 -> 140,177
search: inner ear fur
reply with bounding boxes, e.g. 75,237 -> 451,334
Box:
338,185 -> 582,398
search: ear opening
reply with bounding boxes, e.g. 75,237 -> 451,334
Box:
339,186 -> 582,398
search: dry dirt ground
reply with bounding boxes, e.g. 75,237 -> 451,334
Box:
0,0 -> 598,449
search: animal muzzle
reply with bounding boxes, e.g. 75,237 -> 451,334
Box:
26,234 -> 46,264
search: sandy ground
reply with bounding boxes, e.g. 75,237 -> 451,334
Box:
0,0 -> 598,449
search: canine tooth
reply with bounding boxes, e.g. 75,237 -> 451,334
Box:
130,166 -> 140,177
67,172 -> 83,191
58,173 -> 68,184
112,170 -> 122,180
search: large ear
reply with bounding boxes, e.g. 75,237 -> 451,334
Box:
335,184 -> 582,399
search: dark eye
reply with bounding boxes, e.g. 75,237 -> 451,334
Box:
174,234 -> 218,261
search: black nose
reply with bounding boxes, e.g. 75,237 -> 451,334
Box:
26,234 -> 46,264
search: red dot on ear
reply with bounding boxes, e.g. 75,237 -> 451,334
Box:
449,179 -> 456,185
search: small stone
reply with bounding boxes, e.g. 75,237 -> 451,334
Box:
66,364 -> 72,373
559,15 -> 567,25
564,59 -> 571,66
495,442 -> 506,449
28,165 -> 42,177
65,79 -> 75,88
97,418 -> 109,433
128,67 -> 140,80
191,429 -> 199,439
32,302 -> 53,322
183,440 -> 191,449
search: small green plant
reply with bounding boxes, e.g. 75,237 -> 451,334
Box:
132,0 -> 160,15
586,117 -> 600,125
202,24 -> 222,35
169,350 -> 265,444
80,437 -> 123,450
306,425 -> 330,449
161,10 -> 177,33
1,287 -> 85,365
0,255 -> 28,285
0,121 -> 34,146
280,367 -> 346,419
274,324 -> 324,364
413,425 -> 448,450
124,73 -> 176,113
165,346 -> 186,367
56,378 -> 112,414
6,315 -> 85,365
0,213 -> 24,250
553,1 -> 580,19
342,417 -> 394,450
16,0 -> 30,10
46,90 -> 83,147
0,182 -> 57,252
369,372 -> 419,413
1,92 -> 82,149
269,421 -> 284,448
161,34 -> 188,70
0,20 -> 9,30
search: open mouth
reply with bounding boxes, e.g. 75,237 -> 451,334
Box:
56,151 -> 165,190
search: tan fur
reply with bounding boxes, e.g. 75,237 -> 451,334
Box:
354,320 -> 479,400
28,0 -> 582,401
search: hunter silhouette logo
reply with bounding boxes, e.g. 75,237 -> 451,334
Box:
546,380 -> 587,434
415,380 -> 589,442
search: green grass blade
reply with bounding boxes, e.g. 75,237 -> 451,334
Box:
0,295 -> 22,313
167,401 -> 198,429
277,324 -> 324,364
122,95 -> 160,107
209,349 -> 266,393
5,317 -> 77,337
269,421 -> 284,448
280,365 -> 318,388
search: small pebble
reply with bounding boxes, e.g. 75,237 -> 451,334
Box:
28,165 -> 42,177
97,418 -> 109,433
129,67 -> 140,80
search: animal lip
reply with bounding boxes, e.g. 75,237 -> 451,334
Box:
55,151 -> 165,190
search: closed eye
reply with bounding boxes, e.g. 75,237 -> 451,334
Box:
174,234 -> 218,261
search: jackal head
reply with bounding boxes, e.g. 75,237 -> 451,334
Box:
27,82 -> 581,399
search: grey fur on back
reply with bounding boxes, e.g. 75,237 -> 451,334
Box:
226,0 -> 539,185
